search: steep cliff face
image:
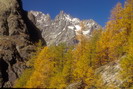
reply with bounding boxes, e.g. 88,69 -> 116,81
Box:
0,0 -> 41,88
29,11 -> 102,46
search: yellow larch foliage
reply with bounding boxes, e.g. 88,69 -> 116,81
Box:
96,0 -> 132,67
25,47 -> 55,88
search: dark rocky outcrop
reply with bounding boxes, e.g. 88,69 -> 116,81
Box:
0,0 -> 43,88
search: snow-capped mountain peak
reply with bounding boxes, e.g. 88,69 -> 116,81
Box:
29,11 -> 102,46
55,11 -> 80,23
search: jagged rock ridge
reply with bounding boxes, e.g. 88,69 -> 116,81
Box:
29,11 -> 102,46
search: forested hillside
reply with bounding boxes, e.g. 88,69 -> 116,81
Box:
14,0 -> 133,88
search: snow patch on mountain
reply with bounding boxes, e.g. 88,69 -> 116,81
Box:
83,30 -> 91,35
68,26 -> 75,30
65,14 -> 72,21
75,25 -> 81,31
72,18 -> 80,23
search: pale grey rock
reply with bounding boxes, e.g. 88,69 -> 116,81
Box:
66,81 -> 85,89
29,11 -> 102,46
96,60 -> 122,87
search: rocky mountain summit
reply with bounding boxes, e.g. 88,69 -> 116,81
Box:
29,11 -> 102,46
0,0 -> 42,88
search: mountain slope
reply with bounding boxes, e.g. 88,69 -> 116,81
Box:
29,11 -> 102,46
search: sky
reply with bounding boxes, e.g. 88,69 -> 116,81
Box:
22,0 -> 125,27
